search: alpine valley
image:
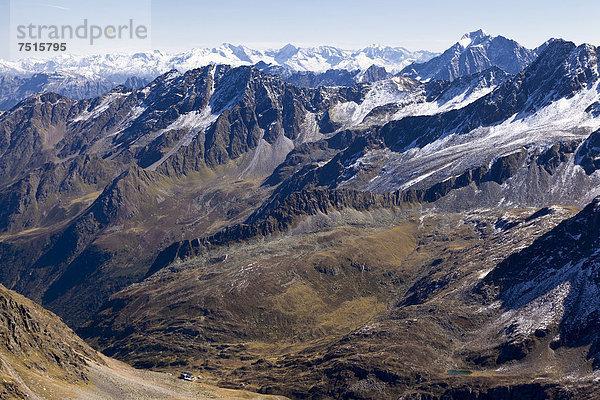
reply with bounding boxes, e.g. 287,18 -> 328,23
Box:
1,30 -> 600,399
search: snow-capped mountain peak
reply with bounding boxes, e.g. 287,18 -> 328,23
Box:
458,29 -> 491,48
274,43 -> 300,63
0,43 -> 439,82
402,30 -> 537,81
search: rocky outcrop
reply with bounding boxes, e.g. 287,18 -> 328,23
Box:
575,128 -> 600,174
0,283 -> 101,396
536,141 -> 580,174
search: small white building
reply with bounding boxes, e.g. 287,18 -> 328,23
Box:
179,371 -> 194,381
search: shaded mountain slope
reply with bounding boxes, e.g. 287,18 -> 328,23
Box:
476,196 -> 600,369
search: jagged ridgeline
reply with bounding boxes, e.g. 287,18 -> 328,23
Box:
0,29 -> 542,111
0,42 -> 439,110
0,32 -> 600,399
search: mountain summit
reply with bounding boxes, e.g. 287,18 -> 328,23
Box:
458,29 -> 491,48
401,29 -> 538,81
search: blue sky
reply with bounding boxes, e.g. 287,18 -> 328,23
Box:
150,0 -> 600,51
1,0 -> 600,59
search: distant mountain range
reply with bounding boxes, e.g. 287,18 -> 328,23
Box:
0,43 -> 436,110
0,30 -> 551,110
0,71 -> 138,111
0,42 -> 437,80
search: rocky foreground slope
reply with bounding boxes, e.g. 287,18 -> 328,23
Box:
0,284 -> 286,399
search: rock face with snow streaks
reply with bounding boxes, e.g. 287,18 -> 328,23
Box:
402,29 -> 538,81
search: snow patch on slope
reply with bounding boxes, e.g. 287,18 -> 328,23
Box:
391,85 -> 496,120
498,281 -> 571,337
330,78 -> 419,128
72,91 -> 128,122
329,76 -> 501,129
146,108 -> 219,171
360,81 -> 600,193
